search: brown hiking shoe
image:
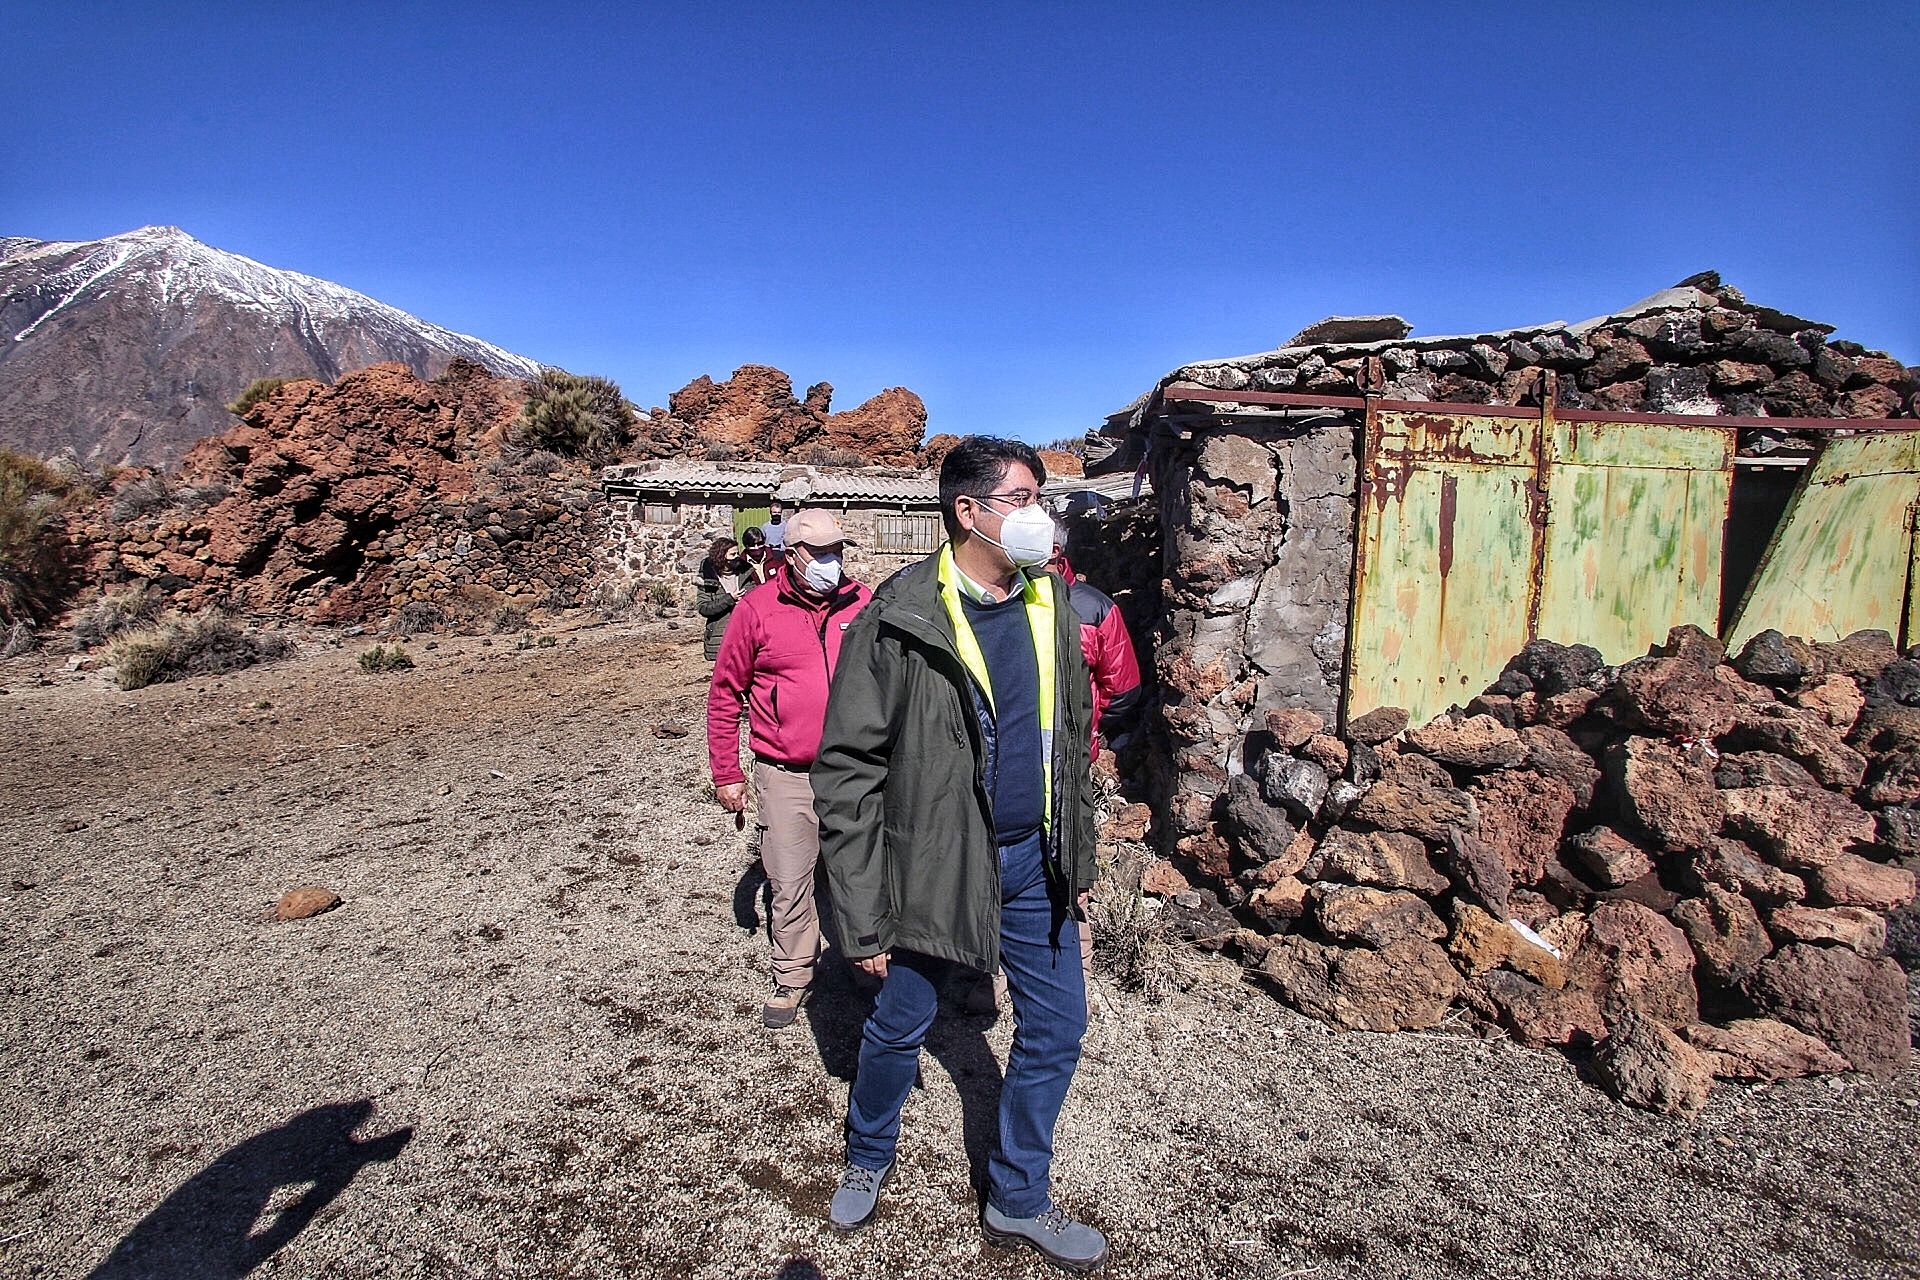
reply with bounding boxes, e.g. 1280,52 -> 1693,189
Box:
762,984 -> 810,1029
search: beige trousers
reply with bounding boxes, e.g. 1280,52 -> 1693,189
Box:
753,759 -> 823,990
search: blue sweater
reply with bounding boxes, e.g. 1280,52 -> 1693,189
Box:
960,591 -> 1044,843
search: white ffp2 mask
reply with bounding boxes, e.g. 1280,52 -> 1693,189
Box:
983,504 -> 1056,569
801,553 -> 844,593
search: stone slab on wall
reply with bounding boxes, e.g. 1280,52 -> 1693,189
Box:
1151,420 -> 1360,856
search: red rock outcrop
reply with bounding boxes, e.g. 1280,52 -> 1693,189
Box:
821,387 -> 927,467
1175,626 -> 1920,1112
640,365 -> 927,465
72,360 -> 607,623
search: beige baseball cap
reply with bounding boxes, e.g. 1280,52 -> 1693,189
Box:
783,508 -> 853,548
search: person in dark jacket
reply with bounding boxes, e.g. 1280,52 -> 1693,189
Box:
693,536 -> 746,662
968,537 -> 1144,1013
814,436 -> 1107,1271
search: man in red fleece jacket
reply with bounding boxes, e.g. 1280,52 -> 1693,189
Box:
707,508 -> 873,1027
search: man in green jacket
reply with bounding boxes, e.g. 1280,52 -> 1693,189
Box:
812,436 -> 1107,1272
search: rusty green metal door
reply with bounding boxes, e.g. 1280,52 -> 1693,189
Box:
1347,408 -> 1735,727
1536,419 -> 1734,664
1346,410 -> 1541,726
1725,432 -> 1920,651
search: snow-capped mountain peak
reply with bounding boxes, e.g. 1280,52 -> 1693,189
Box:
0,226 -> 547,464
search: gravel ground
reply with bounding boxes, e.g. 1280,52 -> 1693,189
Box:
3,619 -> 1918,1280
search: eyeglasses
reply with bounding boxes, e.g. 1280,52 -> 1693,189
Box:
969,489 -> 1041,510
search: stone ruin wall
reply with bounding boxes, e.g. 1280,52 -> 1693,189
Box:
1144,422 -> 1360,875
602,497 -> 941,603
1092,278 -> 1920,1110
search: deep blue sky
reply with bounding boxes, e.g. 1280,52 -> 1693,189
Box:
6,3 -> 1915,443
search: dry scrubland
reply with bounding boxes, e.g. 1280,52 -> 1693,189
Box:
2,619 -> 1918,1280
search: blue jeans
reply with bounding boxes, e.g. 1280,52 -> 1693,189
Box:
844,830 -> 1088,1217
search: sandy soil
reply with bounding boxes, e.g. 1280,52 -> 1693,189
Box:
3,618 -> 1918,1280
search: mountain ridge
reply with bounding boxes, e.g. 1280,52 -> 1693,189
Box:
0,226 -> 544,466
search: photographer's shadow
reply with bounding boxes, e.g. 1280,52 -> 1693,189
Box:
87,1099 -> 413,1280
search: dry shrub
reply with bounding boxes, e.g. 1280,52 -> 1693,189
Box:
2,621 -> 36,658
1088,847 -> 1189,1000
390,600 -> 445,638
0,448 -> 79,626
357,644 -> 415,674
586,579 -> 640,619
793,444 -> 868,467
72,582 -> 164,649
109,612 -> 296,690
490,603 -> 529,634
172,481 -> 232,511
109,474 -> 174,523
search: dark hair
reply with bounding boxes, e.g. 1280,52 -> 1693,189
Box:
740,525 -> 768,549
937,436 -> 1047,539
706,535 -> 738,569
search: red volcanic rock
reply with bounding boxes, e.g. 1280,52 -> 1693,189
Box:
1608,737 -> 1724,854
1468,971 -> 1606,1050
1036,448 -> 1086,478
1750,943 -> 1910,1078
1680,1018 -> 1850,1082
94,360 -> 526,622
1567,900 -> 1699,1027
276,886 -> 341,921
1594,1011 -> 1714,1117
667,365 -> 823,452
659,366 -> 928,464
1471,770 -> 1577,884
919,433 -> 963,470
821,387 -> 927,467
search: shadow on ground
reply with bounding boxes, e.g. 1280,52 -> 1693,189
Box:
85,1099 -> 413,1280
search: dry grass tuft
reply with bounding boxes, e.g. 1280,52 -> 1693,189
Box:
108,612 -> 295,690
72,582 -> 164,650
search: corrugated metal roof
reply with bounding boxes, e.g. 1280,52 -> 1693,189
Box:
1044,471 -> 1153,501
602,460 -> 940,506
602,461 -> 787,493
782,472 -> 938,503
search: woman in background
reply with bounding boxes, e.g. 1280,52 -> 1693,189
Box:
695,535 -> 748,661
739,525 -> 776,587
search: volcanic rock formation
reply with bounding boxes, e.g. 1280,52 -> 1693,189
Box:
1159,627 -> 1919,1113
635,365 -> 927,466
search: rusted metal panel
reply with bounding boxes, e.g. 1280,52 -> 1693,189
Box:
1536,419 -> 1735,664
1726,432 -> 1920,651
1909,503 -> 1919,647
1346,409 -> 1540,727
1347,407 -> 1738,726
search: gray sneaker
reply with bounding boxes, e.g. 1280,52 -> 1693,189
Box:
827,1161 -> 892,1231
761,984 -> 810,1029
982,1202 -> 1109,1273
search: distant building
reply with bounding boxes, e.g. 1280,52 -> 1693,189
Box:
601,458 -> 1143,597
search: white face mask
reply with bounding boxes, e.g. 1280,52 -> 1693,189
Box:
800,551 -> 843,593
979,502 -> 1056,569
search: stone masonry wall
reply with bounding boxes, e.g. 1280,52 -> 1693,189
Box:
1149,421 -> 1359,879
602,498 -> 943,603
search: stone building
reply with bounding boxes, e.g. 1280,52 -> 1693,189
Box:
602,459 -> 1146,604
1089,277 -> 1918,873
600,460 -> 945,596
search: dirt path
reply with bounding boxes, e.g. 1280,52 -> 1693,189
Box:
3,622 -> 1918,1280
